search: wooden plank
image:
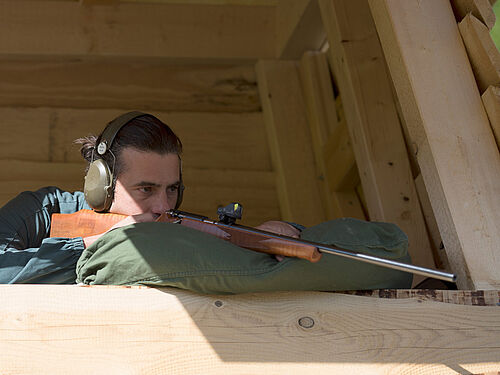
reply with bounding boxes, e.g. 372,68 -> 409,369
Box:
299,51 -> 339,219
323,117 -> 357,191
369,0 -> 500,290
0,285 -> 499,374
318,0 -> 435,282
0,108 -> 272,171
450,0 -> 496,29
414,174 -> 451,272
0,0 -> 275,59
0,160 -> 280,226
277,0 -> 326,59
0,59 -> 260,113
459,13 -> 500,94
256,60 -> 326,226
346,289 -> 500,306
481,85 -> 500,149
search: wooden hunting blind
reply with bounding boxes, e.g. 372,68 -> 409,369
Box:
0,0 -> 499,373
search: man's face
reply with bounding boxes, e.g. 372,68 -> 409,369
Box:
109,147 -> 181,216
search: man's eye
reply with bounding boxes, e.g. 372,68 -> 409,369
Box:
168,185 -> 179,192
138,187 -> 153,194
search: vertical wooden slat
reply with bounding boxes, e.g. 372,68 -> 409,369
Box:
369,0 -> 500,290
482,85 -> 500,149
256,60 -> 325,226
318,0 -> 435,281
299,51 -> 365,220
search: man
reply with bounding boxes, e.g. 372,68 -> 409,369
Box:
0,112 -> 300,284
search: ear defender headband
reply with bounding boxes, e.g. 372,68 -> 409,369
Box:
83,111 -> 184,212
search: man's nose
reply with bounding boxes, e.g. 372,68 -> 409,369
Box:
151,191 -> 172,215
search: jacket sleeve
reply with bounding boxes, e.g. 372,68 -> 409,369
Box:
0,187 -> 89,284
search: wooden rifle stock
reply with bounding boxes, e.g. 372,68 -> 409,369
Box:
50,209 -> 322,262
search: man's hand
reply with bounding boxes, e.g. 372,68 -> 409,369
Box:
255,221 -> 301,261
255,220 -> 301,238
83,212 -> 157,248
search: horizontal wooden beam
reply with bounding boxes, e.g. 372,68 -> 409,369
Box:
0,59 -> 260,113
0,108 -> 272,171
0,0 -> 275,59
0,285 -> 498,374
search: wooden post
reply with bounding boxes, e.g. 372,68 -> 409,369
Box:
299,51 -> 365,220
256,60 -> 326,226
318,0 -> 435,282
369,0 -> 500,289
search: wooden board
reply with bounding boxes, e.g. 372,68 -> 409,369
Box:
318,0 -> 435,282
481,85 -> 500,149
0,59 -> 260,113
0,160 -> 280,226
256,60 -> 326,226
277,0 -> 326,59
0,0 -> 275,59
0,285 -> 498,374
459,13 -> 500,94
414,174 -> 450,272
369,0 -> 500,290
0,108 -> 272,171
450,0 -> 496,29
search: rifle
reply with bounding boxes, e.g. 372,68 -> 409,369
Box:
50,203 -> 457,283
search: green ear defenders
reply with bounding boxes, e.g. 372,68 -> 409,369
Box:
83,111 -> 184,212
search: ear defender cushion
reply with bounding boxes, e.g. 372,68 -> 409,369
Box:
84,159 -> 113,212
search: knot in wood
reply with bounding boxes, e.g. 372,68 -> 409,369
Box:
214,300 -> 223,307
298,316 -> 315,329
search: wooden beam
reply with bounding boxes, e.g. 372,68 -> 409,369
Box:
458,13 -> 500,94
0,0 -> 275,59
414,174 -> 450,271
318,0 -> 435,282
277,0 -> 326,59
0,59 -> 261,113
299,51 -> 355,220
0,160 -> 280,226
256,60 -> 325,226
450,0 -> 496,29
0,285 -> 498,374
369,0 -> 500,290
481,85 -> 500,149
0,108 -> 272,172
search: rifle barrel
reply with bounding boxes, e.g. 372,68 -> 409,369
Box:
167,210 -> 457,283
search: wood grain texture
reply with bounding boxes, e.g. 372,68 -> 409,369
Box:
0,0 -> 275,59
0,59 -> 260,112
0,108 -> 272,171
459,13 -> 500,94
0,285 -> 498,374
299,51 -> 361,220
0,160 -> 280,226
450,0 -> 496,29
256,60 -> 326,226
277,0 -> 326,59
318,0 -> 435,282
481,85 -> 500,149
369,0 -> 500,289
414,174 -> 451,272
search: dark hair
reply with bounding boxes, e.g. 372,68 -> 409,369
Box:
75,114 -> 182,179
